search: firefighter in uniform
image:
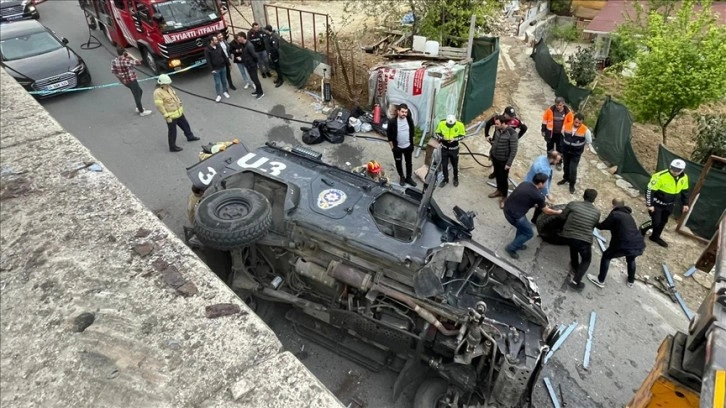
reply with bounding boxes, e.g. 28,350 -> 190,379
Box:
434,115 -> 466,187
352,160 -> 389,185
640,159 -> 690,248
557,112 -> 592,194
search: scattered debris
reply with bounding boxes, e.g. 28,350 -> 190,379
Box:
544,322 -> 577,364
205,303 -> 242,318
662,263 -> 694,320
151,258 -> 169,272
72,312 -> 95,333
0,174 -> 35,201
88,163 -> 103,172
683,265 -> 697,278
543,377 -> 562,408
161,266 -> 186,288
583,311 -> 597,370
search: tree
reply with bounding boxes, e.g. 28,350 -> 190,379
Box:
692,114 -> 726,165
545,23 -> 579,57
567,46 -> 597,86
623,0 -> 726,145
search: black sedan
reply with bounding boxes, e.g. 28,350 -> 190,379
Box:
0,19 -> 90,97
0,0 -> 40,23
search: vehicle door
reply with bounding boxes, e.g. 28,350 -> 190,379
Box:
110,0 -> 138,46
131,1 -> 155,36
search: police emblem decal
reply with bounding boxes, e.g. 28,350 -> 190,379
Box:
317,189 -> 347,209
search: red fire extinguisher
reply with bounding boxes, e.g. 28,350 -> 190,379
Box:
372,104 -> 381,125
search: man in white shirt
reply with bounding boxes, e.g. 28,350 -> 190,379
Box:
386,103 -> 417,187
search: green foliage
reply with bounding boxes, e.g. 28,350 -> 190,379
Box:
567,46 -> 597,87
341,0 -> 498,47
549,0 -> 572,16
546,23 -> 579,55
623,0 -> 726,145
417,0 -> 498,46
692,114 -> 726,164
606,34 -> 638,71
413,127 -> 424,146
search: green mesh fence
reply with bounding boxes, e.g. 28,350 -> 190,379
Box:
592,96 -> 651,191
530,39 -> 590,109
278,39 -> 325,88
462,37 -> 499,123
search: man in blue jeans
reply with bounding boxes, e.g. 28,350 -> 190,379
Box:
204,35 -> 230,103
502,173 -> 562,259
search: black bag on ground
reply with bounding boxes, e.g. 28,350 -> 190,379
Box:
302,120 -> 325,145
322,108 -> 353,143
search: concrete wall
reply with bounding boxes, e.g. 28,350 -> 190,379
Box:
0,69 -> 343,408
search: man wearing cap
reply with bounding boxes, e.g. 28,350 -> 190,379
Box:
541,97 -> 572,170
485,106 -> 528,139
557,113 -> 592,194
488,115 -> 519,208
434,115 -> 466,187
153,74 -> 200,152
640,159 -> 690,247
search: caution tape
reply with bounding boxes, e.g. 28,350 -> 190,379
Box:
28,60 -> 205,96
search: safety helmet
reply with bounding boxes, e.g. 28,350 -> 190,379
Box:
670,159 -> 686,171
157,74 -> 172,85
445,115 -> 456,126
367,160 -> 381,174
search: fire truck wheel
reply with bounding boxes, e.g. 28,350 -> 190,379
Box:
140,47 -> 160,75
413,379 -> 451,408
193,188 -> 272,250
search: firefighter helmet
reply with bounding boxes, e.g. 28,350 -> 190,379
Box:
367,160 -> 381,174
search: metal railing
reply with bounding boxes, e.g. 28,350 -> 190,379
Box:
264,4 -> 330,58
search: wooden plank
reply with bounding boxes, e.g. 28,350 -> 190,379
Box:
391,46 -> 411,53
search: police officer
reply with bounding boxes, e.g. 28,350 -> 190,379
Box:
434,115 -> 466,187
640,159 -> 690,248
557,113 -> 592,194
264,25 -> 284,87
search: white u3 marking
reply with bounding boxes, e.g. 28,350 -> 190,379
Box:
237,153 -> 286,176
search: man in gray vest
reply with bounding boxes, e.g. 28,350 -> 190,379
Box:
560,188 -> 601,289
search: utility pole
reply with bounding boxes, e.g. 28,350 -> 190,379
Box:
250,0 -> 268,27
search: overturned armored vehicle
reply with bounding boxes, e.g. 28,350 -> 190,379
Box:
186,142 -> 558,407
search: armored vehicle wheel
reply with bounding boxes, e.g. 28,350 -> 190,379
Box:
413,378 -> 451,408
536,203 -> 568,245
194,188 -> 271,250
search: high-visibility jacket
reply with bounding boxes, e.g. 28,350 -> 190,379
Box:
153,86 -> 184,120
541,105 -> 573,137
646,169 -> 689,207
562,123 -> 592,149
435,120 -> 466,148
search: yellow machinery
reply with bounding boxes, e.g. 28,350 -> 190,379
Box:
628,216 -> 726,407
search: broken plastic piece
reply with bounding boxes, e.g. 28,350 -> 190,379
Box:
543,377 -> 562,408
544,321 -> 577,364
583,311 -> 597,370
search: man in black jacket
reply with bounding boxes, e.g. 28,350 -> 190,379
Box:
386,103 -> 417,187
248,22 -> 271,78
589,198 -> 646,288
204,35 -> 229,102
487,115 -> 519,208
228,33 -> 256,90
264,25 -> 283,87
237,32 -> 264,99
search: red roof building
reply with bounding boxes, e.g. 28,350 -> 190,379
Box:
584,0 -> 726,34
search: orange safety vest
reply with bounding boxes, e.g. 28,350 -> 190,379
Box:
562,123 -> 590,148
542,105 -> 573,135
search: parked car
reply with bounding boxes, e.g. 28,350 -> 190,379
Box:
185,142 -> 561,407
0,19 -> 91,97
0,0 -> 40,23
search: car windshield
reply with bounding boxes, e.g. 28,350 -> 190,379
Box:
0,30 -> 63,61
153,0 -> 220,32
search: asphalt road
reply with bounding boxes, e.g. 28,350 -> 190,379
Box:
34,3 -> 691,407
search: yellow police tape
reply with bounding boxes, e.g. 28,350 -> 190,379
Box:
28,60 -> 205,96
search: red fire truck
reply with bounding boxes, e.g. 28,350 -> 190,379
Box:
79,0 -> 227,74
